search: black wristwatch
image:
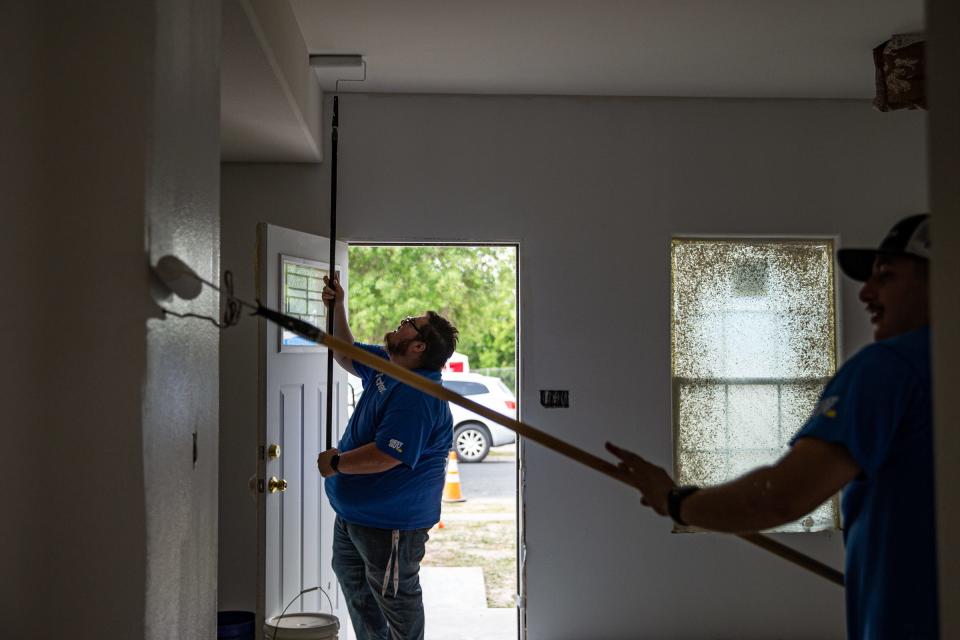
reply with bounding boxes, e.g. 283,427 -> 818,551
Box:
667,485 -> 700,526
329,454 -> 341,473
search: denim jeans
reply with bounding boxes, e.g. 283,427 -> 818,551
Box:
332,516 -> 431,640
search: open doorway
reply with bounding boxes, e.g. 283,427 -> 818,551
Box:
347,243 -> 521,640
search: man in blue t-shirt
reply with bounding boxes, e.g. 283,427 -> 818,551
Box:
316,276 -> 458,640
607,214 -> 937,639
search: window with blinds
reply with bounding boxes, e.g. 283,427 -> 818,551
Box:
671,238 -> 839,532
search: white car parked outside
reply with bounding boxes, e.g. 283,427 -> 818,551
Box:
441,372 -> 516,463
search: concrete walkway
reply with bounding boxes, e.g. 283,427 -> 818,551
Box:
421,567 -> 516,640
438,512 -> 515,522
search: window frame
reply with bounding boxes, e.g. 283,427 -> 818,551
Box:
278,254 -> 340,354
670,235 -> 841,533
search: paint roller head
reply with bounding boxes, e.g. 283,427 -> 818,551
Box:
151,255 -> 203,301
309,54 -> 366,92
308,54 -> 365,70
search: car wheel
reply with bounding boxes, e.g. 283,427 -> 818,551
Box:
454,423 -> 491,463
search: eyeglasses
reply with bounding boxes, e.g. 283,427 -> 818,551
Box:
398,316 -> 427,341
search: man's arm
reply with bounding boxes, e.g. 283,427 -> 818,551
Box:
321,275 -> 357,375
606,437 -> 861,533
318,442 -> 402,478
679,438 -> 860,531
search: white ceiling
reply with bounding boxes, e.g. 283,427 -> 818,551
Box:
221,0 -> 923,161
291,0 -> 923,98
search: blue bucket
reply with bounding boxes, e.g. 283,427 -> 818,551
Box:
218,611 -> 255,640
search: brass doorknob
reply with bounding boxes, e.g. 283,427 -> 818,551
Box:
268,444 -> 281,459
268,476 -> 288,493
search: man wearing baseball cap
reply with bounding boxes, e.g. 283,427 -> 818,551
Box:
608,214 -> 937,639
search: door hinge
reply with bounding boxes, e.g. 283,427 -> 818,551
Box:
258,445 -> 265,460
257,478 -> 265,493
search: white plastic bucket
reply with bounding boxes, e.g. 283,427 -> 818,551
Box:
263,612 -> 339,640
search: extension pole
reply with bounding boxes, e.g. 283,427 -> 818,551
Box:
325,95 -> 339,451
253,306 -> 844,588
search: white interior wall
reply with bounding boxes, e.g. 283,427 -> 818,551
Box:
221,0 -> 323,162
1,3 -> 221,638
244,0 -> 323,152
142,2 -> 222,638
220,94 -> 926,638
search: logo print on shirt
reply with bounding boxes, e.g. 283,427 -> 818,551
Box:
816,395 -> 839,418
388,438 -> 403,453
375,374 -> 387,394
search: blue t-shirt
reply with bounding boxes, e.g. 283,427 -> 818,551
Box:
792,326 -> 938,640
325,343 -> 453,530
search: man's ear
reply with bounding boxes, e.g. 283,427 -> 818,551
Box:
412,341 -> 426,353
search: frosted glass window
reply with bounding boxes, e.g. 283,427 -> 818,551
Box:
671,239 -> 839,532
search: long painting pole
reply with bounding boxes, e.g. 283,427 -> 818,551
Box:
324,96 -> 339,451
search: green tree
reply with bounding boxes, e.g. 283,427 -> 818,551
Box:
347,246 -> 516,370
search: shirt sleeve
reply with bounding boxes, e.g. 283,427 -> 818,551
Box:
351,343 -> 388,387
374,385 -> 435,469
790,344 -> 920,476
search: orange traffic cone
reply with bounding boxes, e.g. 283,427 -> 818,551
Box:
442,450 -> 467,503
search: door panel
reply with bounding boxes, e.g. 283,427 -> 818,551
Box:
280,384 -> 303,609
300,383 -> 322,612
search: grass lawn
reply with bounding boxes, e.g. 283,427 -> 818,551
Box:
423,498 -> 517,608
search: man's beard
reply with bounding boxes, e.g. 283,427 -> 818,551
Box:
384,332 -> 416,358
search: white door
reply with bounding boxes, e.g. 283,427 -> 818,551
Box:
257,223 -> 350,636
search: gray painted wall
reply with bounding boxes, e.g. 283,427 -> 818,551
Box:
220,94 -> 926,638
2,2 -> 221,638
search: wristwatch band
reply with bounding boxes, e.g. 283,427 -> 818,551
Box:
330,454 -> 340,473
667,485 -> 700,526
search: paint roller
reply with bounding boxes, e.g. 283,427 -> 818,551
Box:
150,255 -> 203,302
